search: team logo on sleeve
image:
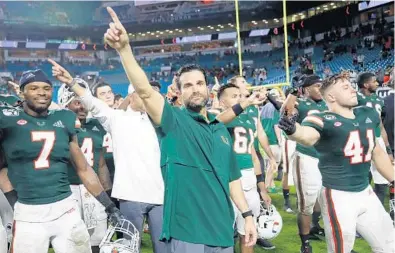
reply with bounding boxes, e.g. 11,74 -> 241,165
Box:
2,108 -> 19,116
17,119 -> 27,125
334,122 -> 342,127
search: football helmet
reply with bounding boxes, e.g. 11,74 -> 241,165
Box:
57,78 -> 91,108
99,219 -> 139,253
257,203 -> 283,240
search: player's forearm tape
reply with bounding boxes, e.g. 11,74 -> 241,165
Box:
267,94 -> 282,111
95,191 -> 115,212
4,190 -> 17,209
256,173 -> 265,184
232,103 -> 244,116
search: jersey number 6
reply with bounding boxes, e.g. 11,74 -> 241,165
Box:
234,127 -> 255,154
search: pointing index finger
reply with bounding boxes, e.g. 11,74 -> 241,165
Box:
48,58 -> 60,67
107,7 -> 120,23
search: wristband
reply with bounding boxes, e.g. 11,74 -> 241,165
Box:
242,210 -> 253,218
386,146 -> 392,155
232,103 -> 244,116
256,173 -> 265,184
69,78 -> 78,89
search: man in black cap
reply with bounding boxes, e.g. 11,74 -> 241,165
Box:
289,75 -> 328,253
0,69 -> 122,253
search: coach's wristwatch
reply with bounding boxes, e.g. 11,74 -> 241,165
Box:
242,210 -> 253,218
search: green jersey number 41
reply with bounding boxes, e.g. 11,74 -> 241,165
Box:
344,129 -> 375,164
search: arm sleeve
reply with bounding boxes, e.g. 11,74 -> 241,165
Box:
301,114 -> 324,136
157,100 -> 178,135
80,92 -> 114,133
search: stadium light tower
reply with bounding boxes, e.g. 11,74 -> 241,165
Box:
234,0 -> 290,89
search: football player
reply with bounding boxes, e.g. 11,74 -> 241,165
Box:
356,72 -> 393,206
290,75 -> 328,253
279,74 -> 395,253
58,83 -> 112,253
227,76 -> 277,250
0,69 -> 122,253
218,84 -> 272,253
227,76 -> 278,185
89,79 -> 117,215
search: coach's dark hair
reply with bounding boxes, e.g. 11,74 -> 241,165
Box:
93,80 -> 112,97
217,83 -> 239,100
357,72 -> 375,89
175,64 -> 208,90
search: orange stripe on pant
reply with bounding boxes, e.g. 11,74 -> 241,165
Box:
296,155 -> 305,213
284,140 -> 289,174
325,188 -> 344,253
10,220 -> 15,253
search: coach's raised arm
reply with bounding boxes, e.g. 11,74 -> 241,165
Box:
104,7 -> 164,125
104,7 -> 258,252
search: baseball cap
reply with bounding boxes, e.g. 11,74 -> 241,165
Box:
302,75 -> 322,88
19,69 -> 52,90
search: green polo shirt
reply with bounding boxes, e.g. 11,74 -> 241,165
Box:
157,101 -> 241,247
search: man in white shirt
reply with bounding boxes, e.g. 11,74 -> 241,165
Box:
49,61 -> 165,253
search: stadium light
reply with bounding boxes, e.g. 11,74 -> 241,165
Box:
317,7 -> 320,10
188,29 -> 192,31
330,2 -> 335,5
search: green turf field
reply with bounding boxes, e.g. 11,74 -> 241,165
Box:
138,186 -> 372,253
48,185 -> 375,253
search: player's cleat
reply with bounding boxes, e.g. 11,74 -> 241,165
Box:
256,238 -> 276,250
309,225 -> 325,240
300,244 -> 313,253
350,250 -> 358,253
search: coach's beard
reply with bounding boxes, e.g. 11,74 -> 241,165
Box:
185,97 -> 208,113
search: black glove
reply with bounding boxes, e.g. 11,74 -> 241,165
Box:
278,113 -> 298,135
106,203 -> 125,227
95,191 -> 125,226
